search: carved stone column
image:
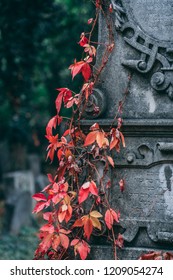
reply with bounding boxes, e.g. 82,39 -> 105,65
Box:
82,0 -> 173,259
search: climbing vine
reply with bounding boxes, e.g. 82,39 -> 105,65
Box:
32,0 -> 126,260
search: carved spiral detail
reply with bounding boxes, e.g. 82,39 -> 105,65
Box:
82,88 -> 106,119
150,72 -> 165,90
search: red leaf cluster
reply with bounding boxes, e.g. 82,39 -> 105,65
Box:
78,33 -> 88,47
82,82 -> 94,100
69,58 -> 92,81
139,251 -> 162,260
78,181 -> 98,204
139,251 -> 173,260
72,211 -> 102,240
35,228 -> 71,258
71,239 -> 90,260
55,88 -> 72,114
84,123 -> 109,148
110,128 -> 125,152
46,115 -> 62,136
33,1 -> 126,261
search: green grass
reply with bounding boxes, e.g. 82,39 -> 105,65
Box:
0,226 -> 39,260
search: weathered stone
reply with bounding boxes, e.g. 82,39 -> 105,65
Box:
92,0 -> 173,120
82,0 -> 173,259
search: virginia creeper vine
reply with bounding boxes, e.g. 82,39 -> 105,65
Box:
32,0 -> 126,260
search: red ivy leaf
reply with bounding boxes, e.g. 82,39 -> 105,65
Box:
40,223 -> 54,233
79,36 -> 88,47
111,209 -> 120,223
56,88 -> 72,105
38,233 -> 53,253
65,205 -> 73,223
69,60 -> 92,81
43,212 -> 52,222
32,193 -> 47,202
55,91 -> 64,114
107,156 -> 115,167
77,240 -> 90,260
71,239 -> 79,246
104,209 -> 119,230
81,63 -> 91,81
58,210 -> 66,223
96,131 -> 105,148
32,201 -> 49,214
89,181 -> 98,196
46,116 -> 59,136
78,181 -> 98,204
84,131 -> 97,146
71,239 -> 90,260
84,218 -> 93,240
59,234 -> 69,249
110,137 -> 119,151
105,209 -> 114,230
72,218 -> 84,228
69,60 -> 85,79
46,145 -> 55,162
52,235 -> 60,251
78,187 -> 90,204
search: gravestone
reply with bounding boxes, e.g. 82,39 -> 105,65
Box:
3,171 -> 35,234
28,154 -> 49,193
82,0 -> 173,259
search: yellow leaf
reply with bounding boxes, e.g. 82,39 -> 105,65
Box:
90,210 -> 103,218
64,194 -> 71,204
91,217 -> 102,230
96,131 -> 105,148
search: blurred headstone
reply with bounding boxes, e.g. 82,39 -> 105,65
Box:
28,154 -> 49,192
3,171 -> 35,234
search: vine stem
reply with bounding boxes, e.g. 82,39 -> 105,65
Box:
110,72 -> 133,128
33,0 -> 128,261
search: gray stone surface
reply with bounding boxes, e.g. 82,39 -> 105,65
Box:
82,0 -> 173,259
90,245 -> 173,260
92,0 -> 173,119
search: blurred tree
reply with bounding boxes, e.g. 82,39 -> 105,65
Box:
0,0 -> 93,171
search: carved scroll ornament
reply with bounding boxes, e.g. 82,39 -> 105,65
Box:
111,0 -> 173,100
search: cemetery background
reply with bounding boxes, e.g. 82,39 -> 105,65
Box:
0,0 -> 92,259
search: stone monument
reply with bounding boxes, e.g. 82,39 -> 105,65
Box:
82,0 -> 173,259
